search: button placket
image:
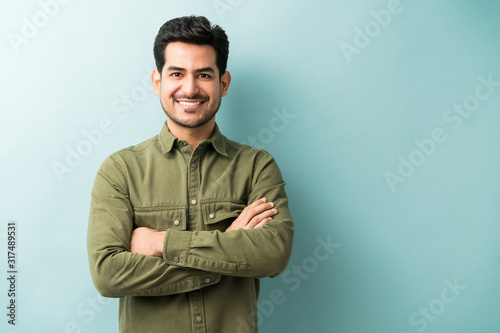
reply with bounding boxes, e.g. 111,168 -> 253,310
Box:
187,147 -> 203,232
189,290 -> 206,332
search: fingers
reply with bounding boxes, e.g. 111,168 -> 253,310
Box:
240,198 -> 273,219
254,217 -> 273,229
243,205 -> 277,229
226,198 -> 277,231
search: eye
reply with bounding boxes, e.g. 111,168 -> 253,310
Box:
170,72 -> 182,77
198,73 -> 212,79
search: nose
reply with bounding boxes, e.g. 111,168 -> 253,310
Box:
182,76 -> 199,98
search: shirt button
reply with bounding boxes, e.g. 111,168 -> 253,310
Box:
191,199 -> 197,205
191,162 -> 198,169
173,257 -> 179,263
209,213 -> 215,219
205,277 -> 211,283
195,316 -> 202,322
173,220 -> 180,226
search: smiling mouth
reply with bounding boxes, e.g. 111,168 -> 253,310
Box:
177,101 -> 204,107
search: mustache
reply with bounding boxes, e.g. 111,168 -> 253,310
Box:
173,94 -> 209,101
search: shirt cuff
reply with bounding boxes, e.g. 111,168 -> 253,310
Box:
163,229 -> 192,267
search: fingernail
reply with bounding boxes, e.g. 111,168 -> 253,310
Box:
272,209 -> 277,214
261,197 -> 267,202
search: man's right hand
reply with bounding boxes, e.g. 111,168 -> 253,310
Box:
225,198 -> 277,232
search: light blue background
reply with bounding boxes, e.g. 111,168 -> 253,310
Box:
1,0 -> 499,332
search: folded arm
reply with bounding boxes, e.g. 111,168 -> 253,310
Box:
134,151 -> 294,279
87,151 -> 294,298
131,197 -> 277,256
87,157 -> 221,298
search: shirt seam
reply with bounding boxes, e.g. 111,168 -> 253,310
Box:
97,156 -> 130,197
250,150 -> 270,192
121,136 -> 160,154
133,205 -> 187,212
199,198 -> 246,205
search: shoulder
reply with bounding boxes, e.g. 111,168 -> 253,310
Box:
114,135 -> 160,156
222,135 -> 273,161
221,135 -> 281,180
99,135 -> 161,172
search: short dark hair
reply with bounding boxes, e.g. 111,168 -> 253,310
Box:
153,15 -> 229,78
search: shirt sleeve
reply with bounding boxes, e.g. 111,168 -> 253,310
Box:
162,151 -> 294,279
87,155 -> 221,298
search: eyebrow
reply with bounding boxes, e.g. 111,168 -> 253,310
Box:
167,66 -> 215,74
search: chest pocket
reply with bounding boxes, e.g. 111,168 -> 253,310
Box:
133,206 -> 187,231
201,200 -> 246,232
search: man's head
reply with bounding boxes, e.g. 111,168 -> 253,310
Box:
151,16 -> 231,130
153,15 -> 229,78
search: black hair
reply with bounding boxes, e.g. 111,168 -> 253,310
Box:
153,15 -> 229,78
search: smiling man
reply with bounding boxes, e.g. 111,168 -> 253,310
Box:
87,16 -> 294,333
155,41 -> 229,149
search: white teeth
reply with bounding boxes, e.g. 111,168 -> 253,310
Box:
178,101 -> 202,106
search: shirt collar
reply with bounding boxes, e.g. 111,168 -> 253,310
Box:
159,122 -> 228,156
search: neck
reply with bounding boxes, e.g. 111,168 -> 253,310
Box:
166,118 -> 215,151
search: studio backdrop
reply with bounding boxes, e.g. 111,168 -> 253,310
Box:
1,0 -> 499,332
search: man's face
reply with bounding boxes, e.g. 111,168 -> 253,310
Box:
152,42 -> 230,129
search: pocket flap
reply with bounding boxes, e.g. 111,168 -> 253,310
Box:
201,200 -> 246,225
133,206 -> 187,230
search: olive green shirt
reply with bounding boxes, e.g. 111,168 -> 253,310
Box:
87,122 -> 294,333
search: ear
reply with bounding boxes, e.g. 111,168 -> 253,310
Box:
220,71 -> 231,97
152,69 -> 161,96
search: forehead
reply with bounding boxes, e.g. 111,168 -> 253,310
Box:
164,42 -> 217,69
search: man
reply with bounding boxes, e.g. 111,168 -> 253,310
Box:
87,15 -> 294,333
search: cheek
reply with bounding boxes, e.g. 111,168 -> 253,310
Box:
206,85 -> 221,99
159,86 -> 176,100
